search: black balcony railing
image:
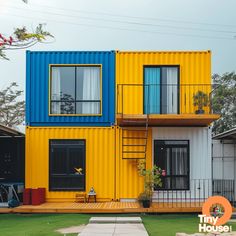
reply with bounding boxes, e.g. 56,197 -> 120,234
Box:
117,84 -> 219,115
152,179 -> 235,208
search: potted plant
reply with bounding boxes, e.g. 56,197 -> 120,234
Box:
138,191 -> 151,208
137,160 -> 165,208
193,91 -> 209,114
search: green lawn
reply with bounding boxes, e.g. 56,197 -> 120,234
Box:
0,214 -> 90,236
0,213 -> 235,236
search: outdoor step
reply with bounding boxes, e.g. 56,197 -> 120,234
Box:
89,217 -> 142,224
79,223 -> 148,236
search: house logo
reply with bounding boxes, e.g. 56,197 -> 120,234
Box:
198,196 -> 233,233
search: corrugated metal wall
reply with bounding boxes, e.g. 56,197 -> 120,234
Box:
116,51 -> 211,114
116,127 -> 153,199
25,126 -> 213,201
152,127 -> 212,200
26,51 -> 115,126
212,140 -> 236,180
152,127 -> 212,180
212,140 -> 236,200
26,127 -> 116,202
25,126 -> 154,201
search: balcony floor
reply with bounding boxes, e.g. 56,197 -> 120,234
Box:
117,114 -> 220,127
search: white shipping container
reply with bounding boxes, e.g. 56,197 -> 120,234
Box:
152,127 -> 212,201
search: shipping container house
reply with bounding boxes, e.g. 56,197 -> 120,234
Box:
25,50 -> 221,207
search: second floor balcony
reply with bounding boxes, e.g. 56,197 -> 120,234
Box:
117,84 -> 220,126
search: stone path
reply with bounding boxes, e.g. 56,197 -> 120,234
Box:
78,217 -> 148,236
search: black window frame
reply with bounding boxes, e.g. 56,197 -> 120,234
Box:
154,139 -> 190,191
143,65 -> 180,114
49,65 -> 102,115
49,139 -> 86,191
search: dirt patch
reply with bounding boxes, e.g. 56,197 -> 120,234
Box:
55,225 -> 86,234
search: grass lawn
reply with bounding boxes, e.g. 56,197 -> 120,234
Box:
0,213 -> 236,236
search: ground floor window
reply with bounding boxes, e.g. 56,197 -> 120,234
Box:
49,140 -> 85,191
154,140 -> 189,190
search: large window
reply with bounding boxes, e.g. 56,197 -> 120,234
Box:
144,66 -> 179,114
154,140 -> 189,190
50,65 -> 101,115
49,140 -> 86,191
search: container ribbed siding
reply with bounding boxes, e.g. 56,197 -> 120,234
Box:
26,127 -> 116,202
152,127 -> 212,201
26,51 -> 115,126
152,127 -> 212,180
116,127 -> 153,199
116,51 -> 211,115
25,126 -> 154,201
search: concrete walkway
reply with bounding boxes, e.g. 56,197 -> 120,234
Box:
78,217 -> 149,236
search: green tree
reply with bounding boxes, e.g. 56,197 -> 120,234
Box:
0,82 -> 25,128
212,72 -> 236,134
0,24 -> 53,60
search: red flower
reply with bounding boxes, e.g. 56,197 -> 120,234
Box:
9,36 -> 13,45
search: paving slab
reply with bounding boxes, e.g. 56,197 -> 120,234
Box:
89,217 -> 142,224
79,223 -> 148,236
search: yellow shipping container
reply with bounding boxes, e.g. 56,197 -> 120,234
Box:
26,127 -> 116,202
116,51 -> 211,115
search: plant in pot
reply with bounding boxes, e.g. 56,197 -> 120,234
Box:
193,90 -> 209,114
138,191 -> 151,208
137,160 -> 165,208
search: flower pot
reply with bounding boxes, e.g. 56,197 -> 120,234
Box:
195,109 -> 205,114
142,200 -> 151,208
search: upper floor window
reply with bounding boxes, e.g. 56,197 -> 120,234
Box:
144,66 -> 179,114
50,65 -> 101,115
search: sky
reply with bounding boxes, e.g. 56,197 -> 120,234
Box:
0,0 -> 236,97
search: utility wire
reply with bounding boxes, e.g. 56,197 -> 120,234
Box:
1,12 -> 236,41
27,2 -> 236,29
2,4 -> 236,35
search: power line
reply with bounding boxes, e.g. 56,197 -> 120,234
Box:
2,4 -> 236,35
28,2 -> 236,29
1,12 -> 235,41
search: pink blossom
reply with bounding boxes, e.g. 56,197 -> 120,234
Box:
162,169 -> 166,176
9,36 -> 13,45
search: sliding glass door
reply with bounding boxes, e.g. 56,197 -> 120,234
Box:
144,66 -> 179,114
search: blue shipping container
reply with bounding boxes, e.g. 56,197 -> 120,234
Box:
26,51 -> 115,126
